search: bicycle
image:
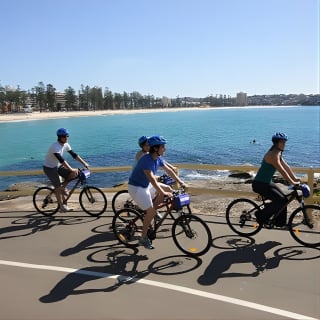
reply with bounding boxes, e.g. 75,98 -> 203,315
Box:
111,173 -> 177,214
226,184 -> 320,247
112,187 -> 212,256
33,168 -> 107,216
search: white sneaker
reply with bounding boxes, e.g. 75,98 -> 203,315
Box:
60,204 -> 73,212
156,212 -> 163,221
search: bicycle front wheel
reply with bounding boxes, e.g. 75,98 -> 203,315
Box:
33,187 -> 59,216
112,208 -> 143,247
79,186 -> 107,216
226,198 -> 262,236
288,205 -> 320,247
172,214 -> 212,256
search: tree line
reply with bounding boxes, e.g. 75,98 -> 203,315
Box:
0,82 -> 177,112
1,81 -> 319,113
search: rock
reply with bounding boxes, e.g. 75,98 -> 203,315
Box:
229,171 -> 253,179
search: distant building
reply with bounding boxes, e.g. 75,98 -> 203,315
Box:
236,92 -> 247,106
55,92 -> 66,110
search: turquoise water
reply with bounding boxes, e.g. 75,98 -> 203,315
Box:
0,105 -> 319,190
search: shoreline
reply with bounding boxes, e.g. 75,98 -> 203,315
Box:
0,105 -> 306,123
0,107 -> 208,123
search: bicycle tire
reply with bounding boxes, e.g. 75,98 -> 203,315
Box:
226,198 -> 262,236
33,186 -> 59,216
79,186 -> 107,216
111,189 -> 140,214
112,208 -> 143,247
288,205 -> 320,247
172,214 -> 212,256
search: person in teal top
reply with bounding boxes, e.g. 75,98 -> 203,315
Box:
252,132 -> 300,227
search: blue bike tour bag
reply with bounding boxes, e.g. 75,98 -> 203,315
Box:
174,194 -> 190,210
159,174 -> 176,186
80,169 -> 90,180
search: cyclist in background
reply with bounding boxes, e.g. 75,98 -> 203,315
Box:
43,128 -> 89,212
128,135 -> 186,249
135,135 -> 178,173
135,135 -> 149,162
252,132 -> 300,227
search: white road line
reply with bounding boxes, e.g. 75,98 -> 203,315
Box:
0,259 -> 317,320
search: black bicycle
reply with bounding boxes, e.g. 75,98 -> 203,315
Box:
112,188 -> 212,257
226,184 -> 320,247
33,168 -> 107,216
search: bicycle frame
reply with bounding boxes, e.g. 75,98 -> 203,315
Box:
151,199 -> 178,234
62,175 -> 85,202
258,188 -> 303,228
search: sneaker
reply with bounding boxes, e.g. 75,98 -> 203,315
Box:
155,211 -> 163,222
60,204 -> 73,213
139,237 -> 154,249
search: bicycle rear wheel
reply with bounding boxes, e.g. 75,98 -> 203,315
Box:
79,186 -> 107,216
172,214 -> 212,256
33,187 -> 59,216
111,190 -> 139,214
288,205 -> 320,247
226,198 -> 262,236
112,208 -> 143,247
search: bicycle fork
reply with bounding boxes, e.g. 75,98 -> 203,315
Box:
179,216 -> 195,239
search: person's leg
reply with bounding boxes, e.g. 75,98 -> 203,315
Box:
150,182 -> 172,209
128,185 -> 155,248
43,166 -> 64,209
252,181 -> 287,225
268,183 -> 287,226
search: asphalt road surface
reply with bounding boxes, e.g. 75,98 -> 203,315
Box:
0,204 -> 319,320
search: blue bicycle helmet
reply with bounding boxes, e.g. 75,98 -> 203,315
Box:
138,135 -> 148,147
300,183 -> 310,198
272,132 -> 288,143
57,128 -> 69,136
148,135 -> 167,147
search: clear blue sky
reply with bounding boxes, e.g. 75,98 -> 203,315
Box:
1,0 -> 319,98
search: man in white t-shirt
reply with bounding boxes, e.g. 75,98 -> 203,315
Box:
43,128 -> 89,212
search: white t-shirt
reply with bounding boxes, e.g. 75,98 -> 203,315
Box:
43,141 -> 72,168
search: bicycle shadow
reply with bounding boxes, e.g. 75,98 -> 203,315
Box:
198,239 -> 304,286
0,213 -> 98,240
40,248 -> 148,303
40,247 -> 202,303
60,223 -> 116,256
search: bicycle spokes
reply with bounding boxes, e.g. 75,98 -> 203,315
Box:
172,215 -> 212,256
226,199 -> 262,237
288,205 -> 320,247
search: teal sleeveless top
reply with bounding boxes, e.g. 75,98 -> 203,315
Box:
254,159 -> 276,183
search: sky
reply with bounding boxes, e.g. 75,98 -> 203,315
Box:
0,0 -> 319,98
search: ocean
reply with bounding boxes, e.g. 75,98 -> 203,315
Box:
0,105 -> 319,191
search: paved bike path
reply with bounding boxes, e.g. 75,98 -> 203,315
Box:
0,207 -> 319,320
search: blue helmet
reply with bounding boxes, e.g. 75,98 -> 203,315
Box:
148,135 -> 167,147
300,183 -> 310,198
272,132 -> 288,143
138,135 -> 148,147
56,128 -> 69,136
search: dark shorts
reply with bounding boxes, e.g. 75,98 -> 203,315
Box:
43,165 -> 70,188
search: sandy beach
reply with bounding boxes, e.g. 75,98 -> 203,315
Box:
0,107 -> 210,122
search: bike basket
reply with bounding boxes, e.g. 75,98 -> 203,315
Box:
80,169 -> 90,180
159,174 -> 176,186
173,194 -> 190,210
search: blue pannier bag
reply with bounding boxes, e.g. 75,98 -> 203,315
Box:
174,194 -> 190,210
80,169 -> 90,180
159,174 -> 176,186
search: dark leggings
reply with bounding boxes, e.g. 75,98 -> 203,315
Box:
252,180 -> 288,226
